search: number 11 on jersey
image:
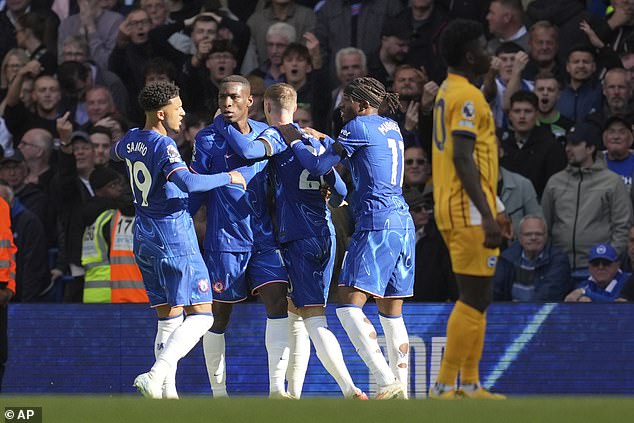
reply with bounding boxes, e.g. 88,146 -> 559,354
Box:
388,138 -> 404,187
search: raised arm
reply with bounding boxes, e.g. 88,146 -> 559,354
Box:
290,135 -> 344,177
217,119 -> 268,160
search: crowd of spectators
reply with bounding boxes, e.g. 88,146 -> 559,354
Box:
1,0 -> 634,304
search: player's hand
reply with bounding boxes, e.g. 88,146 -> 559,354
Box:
228,170 -> 246,190
482,214 -> 502,249
276,123 -> 304,146
320,184 -> 331,201
496,211 -> 514,241
302,127 -> 326,140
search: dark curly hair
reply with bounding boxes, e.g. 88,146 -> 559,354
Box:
344,77 -> 400,116
439,19 -> 485,67
138,81 -> 180,112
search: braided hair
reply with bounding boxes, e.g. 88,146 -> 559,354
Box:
344,77 -> 400,116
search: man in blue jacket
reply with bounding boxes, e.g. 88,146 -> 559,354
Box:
494,215 -> 571,301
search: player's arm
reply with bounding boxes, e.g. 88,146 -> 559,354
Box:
323,167 -> 347,207
453,133 -> 501,248
216,118 -> 268,160
110,140 -> 123,162
169,167 -> 246,193
290,135 -> 344,177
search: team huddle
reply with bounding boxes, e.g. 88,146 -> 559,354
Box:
114,19 -> 505,401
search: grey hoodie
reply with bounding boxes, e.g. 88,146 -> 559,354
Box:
541,157 -> 632,269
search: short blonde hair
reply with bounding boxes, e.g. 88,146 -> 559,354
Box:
264,83 -> 297,113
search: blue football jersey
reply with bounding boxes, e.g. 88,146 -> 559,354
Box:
336,115 -> 413,231
258,124 -> 335,243
113,128 -> 198,257
190,118 -> 276,252
113,128 -> 188,219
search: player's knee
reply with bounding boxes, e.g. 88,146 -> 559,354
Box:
210,312 -> 231,332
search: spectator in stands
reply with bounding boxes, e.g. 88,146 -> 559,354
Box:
108,8 -> 156,125
57,0 -> 124,72
565,243 -> 630,302
18,127 -> 52,187
54,120 -> 97,302
533,72 -> 574,140
493,215 -> 571,302
314,0 -> 402,86
542,122 -> 632,282
293,103 -> 313,128
280,43 -> 321,120
482,42 -> 532,129
0,48 -> 29,113
0,147 -> 46,225
246,0 -> 316,70
0,1 -> 58,72
204,41 -> 239,112
367,19 -> 411,90
141,0 -> 191,54
522,21 -> 562,82
329,47 -> 367,136
15,12 -> 57,76
403,186 -> 456,302
486,0 -> 528,54
594,0 -> 634,56
89,125 -> 112,167
250,22 -> 296,87
557,44 -> 602,123
246,73 -> 266,123
389,65 -> 425,148
59,36 -> 129,116
498,91 -> 567,199
0,180 -> 48,302
498,153 -> 542,240
57,61 -> 93,126
403,145 -> 430,193
602,115 -> 634,191
390,0 -> 449,85
621,51 -> 634,86
4,64 -> 65,141
178,112 -> 208,166
587,68 -> 634,130
82,86 -> 119,132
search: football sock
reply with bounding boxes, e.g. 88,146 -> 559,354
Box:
461,311 -> 486,386
202,330 -> 228,397
149,313 -> 214,385
266,316 -> 290,396
336,305 -> 395,388
286,312 -> 311,398
436,301 -> 484,387
155,313 -> 183,399
304,315 -> 357,398
379,313 -> 410,399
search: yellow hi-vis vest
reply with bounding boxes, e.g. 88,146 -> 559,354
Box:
81,209 -> 115,303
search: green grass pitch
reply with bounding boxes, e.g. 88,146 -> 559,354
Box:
1,396 -> 633,423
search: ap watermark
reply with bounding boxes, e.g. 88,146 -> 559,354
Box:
4,408 -> 42,423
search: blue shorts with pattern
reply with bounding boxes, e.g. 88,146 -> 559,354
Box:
204,247 -> 288,302
339,228 -> 415,298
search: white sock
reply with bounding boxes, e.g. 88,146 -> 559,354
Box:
336,306 -> 396,388
379,314 -> 410,399
202,331 -> 228,397
266,316 -> 290,396
286,312 -> 311,398
304,315 -> 357,398
155,314 -> 183,399
150,313 -> 214,383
